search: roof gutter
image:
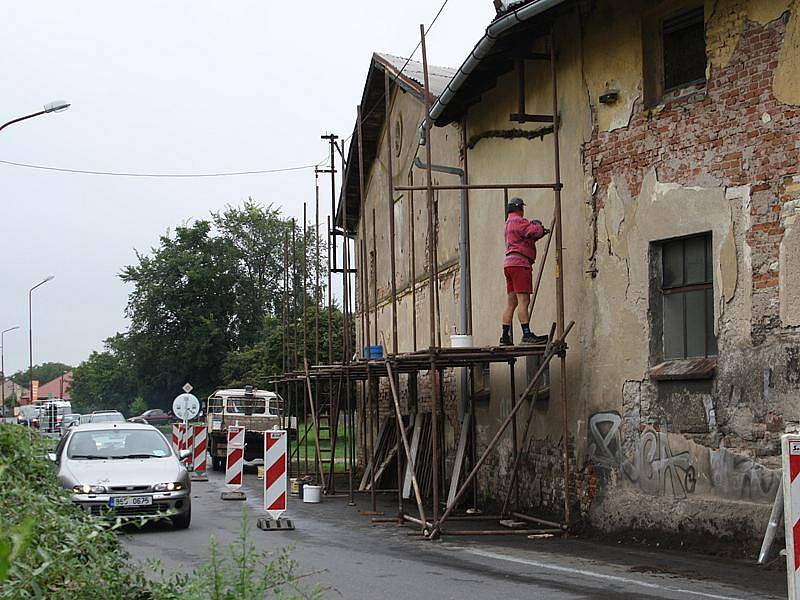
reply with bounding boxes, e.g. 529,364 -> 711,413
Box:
427,0 -> 566,126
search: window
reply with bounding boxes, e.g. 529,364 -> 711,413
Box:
662,8 -> 706,91
643,3 -> 706,106
660,233 -> 716,360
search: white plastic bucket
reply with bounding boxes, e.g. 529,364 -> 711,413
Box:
303,485 -> 322,503
450,334 -> 473,348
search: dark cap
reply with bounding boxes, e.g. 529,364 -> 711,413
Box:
507,197 -> 525,211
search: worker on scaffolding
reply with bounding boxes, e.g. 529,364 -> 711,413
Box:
501,197 -> 550,346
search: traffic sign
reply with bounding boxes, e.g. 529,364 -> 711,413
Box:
182,382 -> 193,393
173,393 -> 200,420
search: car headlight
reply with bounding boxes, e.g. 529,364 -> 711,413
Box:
73,484 -> 106,494
153,482 -> 182,492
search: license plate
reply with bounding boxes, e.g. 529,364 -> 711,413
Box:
109,495 -> 152,508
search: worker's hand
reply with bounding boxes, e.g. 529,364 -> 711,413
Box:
531,219 -> 551,235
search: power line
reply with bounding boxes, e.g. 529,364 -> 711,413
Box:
0,158 -> 321,178
0,0 -> 453,179
326,0 -> 452,157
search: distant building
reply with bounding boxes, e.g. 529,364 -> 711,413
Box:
19,371 -> 72,404
37,371 -> 73,401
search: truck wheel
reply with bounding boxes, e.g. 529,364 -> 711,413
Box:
212,456 -> 223,471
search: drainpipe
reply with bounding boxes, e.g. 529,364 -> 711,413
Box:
413,156 -> 471,419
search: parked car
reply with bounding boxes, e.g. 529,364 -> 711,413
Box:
60,413 -> 82,435
17,404 -> 40,427
80,410 -> 125,424
50,422 -> 191,528
129,408 -> 175,426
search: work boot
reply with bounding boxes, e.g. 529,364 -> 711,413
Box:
521,332 -> 548,344
499,333 -> 513,346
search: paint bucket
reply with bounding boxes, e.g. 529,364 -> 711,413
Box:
290,478 -> 299,496
303,485 -> 322,503
450,334 -> 473,348
363,345 -> 384,359
257,466 -> 264,480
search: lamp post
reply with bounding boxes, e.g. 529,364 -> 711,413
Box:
0,101 -> 70,134
29,276 -> 54,405
1,326 -> 20,416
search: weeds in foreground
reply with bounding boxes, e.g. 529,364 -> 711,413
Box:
0,425 -> 324,599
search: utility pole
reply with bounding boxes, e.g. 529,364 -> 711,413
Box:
1,326 -> 20,416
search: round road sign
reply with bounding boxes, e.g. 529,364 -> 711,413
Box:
173,393 -> 200,420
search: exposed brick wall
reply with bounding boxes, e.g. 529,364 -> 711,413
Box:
584,16 -> 800,342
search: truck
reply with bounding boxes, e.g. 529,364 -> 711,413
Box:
205,385 -> 296,471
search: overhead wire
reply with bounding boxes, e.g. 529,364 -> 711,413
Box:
0,0 -> 453,179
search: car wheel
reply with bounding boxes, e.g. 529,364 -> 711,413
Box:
172,508 -> 191,530
212,456 -> 223,471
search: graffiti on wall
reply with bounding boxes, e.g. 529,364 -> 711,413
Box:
709,446 -> 780,503
587,412 -> 779,503
587,412 -> 622,468
621,426 -> 696,497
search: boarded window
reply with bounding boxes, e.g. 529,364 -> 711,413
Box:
661,233 -> 717,360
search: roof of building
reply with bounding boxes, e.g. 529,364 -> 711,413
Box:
35,371 -> 73,401
335,53 -> 456,232
430,0 -> 570,127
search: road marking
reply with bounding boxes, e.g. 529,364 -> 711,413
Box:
463,548 -> 752,600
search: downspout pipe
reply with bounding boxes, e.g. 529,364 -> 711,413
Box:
413,156 -> 471,419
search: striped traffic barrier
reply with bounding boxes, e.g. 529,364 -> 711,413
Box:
257,429 -> 294,531
182,424 -> 195,470
264,430 -> 287,518
191,424 -> 208,481
782,434 -> 800,599
171,423 -> 184,453
221,426 -> 246,500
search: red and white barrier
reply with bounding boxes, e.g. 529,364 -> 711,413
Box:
225,426 -> 245,490
264,430 -> 287,519
183,424 -> 194,457
171,423 -> 186,453
783,434 -> 800,599
192,425 -> 208,475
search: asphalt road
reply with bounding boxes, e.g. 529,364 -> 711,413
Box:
123,470 -> 787,599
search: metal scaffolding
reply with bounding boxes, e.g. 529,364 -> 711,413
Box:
272,25 -> 573,540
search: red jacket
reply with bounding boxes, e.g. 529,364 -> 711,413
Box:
504,214 -> 545,268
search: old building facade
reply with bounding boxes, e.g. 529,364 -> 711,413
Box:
341,0 -> 800,551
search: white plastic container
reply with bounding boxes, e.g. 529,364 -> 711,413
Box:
303,484 -> 322,503
450,334 -> 474,348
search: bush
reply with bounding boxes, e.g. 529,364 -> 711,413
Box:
0,425 -> 160,598
0,425 -> 322,599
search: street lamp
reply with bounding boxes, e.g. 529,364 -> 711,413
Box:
0,100 -> 70,134
29,275 -> 54,405
1,326 -> 20,416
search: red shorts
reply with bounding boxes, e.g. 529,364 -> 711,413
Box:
504,266 -> 533,294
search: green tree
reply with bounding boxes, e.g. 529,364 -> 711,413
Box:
10,362 -> 73,388
129,396 -> 148,416
70,334 -> 138,415
120,220 -> 240,408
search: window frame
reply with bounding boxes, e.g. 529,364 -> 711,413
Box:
659,233 -> 716,361
642,1 -> 707,107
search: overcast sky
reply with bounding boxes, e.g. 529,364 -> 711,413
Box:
0,2 -> 494,375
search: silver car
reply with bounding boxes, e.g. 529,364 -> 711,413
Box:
51,422 -> 191,528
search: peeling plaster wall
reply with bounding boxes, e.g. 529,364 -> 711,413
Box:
575,0 -> 800,552
448,0 -> 800,552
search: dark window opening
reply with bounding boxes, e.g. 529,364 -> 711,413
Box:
661,233 -> 716,360
662,7 -> 706,92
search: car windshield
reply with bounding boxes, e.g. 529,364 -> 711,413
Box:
91,413 -> 124,423
67,429 -> 171,459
